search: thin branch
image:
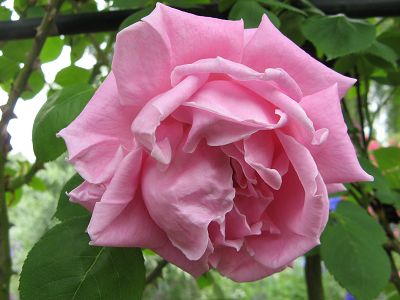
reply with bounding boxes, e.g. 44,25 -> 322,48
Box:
362,78 -> 373,146
0,0 -> 64,298
305,252 -> 325,300
6,160 -> 44,192
387,246 -> 400,293
354,68 -> 367,153
145,259 -> 168,285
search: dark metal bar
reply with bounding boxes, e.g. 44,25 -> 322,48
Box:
0,0 -> 399,41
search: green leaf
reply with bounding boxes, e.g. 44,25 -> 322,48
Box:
29,176 -> 47,191
378,29 -> 400,56
32,85 -> 94,162
21,70 -> 45,100
365,41 -> 398,68
55,173 -> 88,222
166,0 -> 211,8
14,0 -> 28,13
0,56 -> 19,83
258,0 -> 306,16
20,217 -> 145,300
301,15 -> 376,59
40,37 -> 64,63
5,188 -> 23,207
218,0 -> 235,12
229,0 -> 267,28
321,202 -> 391,300
119,7 -> 154,31
0,6 -> 11,20
358,156 -> 399,207
55,65 -> 91,87
374,147 -> 400,189
69,36 -> 89,63
279,11 -> 306,46
112,0 -> 148,9
2,39 -> 33,62
26,6 -> 45,17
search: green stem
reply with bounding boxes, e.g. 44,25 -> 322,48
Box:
305,253 -> 325,300
145,259 -> 168,285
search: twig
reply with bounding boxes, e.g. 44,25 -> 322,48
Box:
354,68 -> 367,153
0,0 -> 64,298
145,259 -> 168,285
6,160 -> 44,192
387,246 -> 400,293
342,98 -> 363,153
305,252 -> 325,300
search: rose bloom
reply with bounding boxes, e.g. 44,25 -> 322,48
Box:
58,4 -> 372,281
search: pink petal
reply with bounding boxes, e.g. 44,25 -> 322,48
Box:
300,84 -> 373,183
171,57 -> 324,145
244,131 -> 282,190
132,74 -> 208,165
243,15 -> 356,97
68,181 -> 105,212
155,242 -> 210,277
246,132 -> 329,269
178,80 -> 287,152
172,56 -> 302,101
57,73 -> 136,184
210,247 -> 281,282
327,183 -> 346,194
142,143 -> 235,261
113,20 -> 171,106
88,149 -> 166,249
144,3 -> 244,68
234,183 -> 273,225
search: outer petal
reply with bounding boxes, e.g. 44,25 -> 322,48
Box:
300,84 -> 373,183
144,3 -> 244,68
155,242 -> 210,277
68,181 -> 105,212
326,183 -> 346,194
142,143 -> 235,261
88,149 -> 166,249
113,20 -> 172,106
210,247 -> 281,282
243,15 -> 356,97
57,73 -> 137,184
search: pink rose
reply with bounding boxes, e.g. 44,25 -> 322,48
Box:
58,4 -> 372,281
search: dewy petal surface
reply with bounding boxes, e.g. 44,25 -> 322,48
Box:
242,15 -> 356,97
58,72 -> 137,184
142,143 -> 235,261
